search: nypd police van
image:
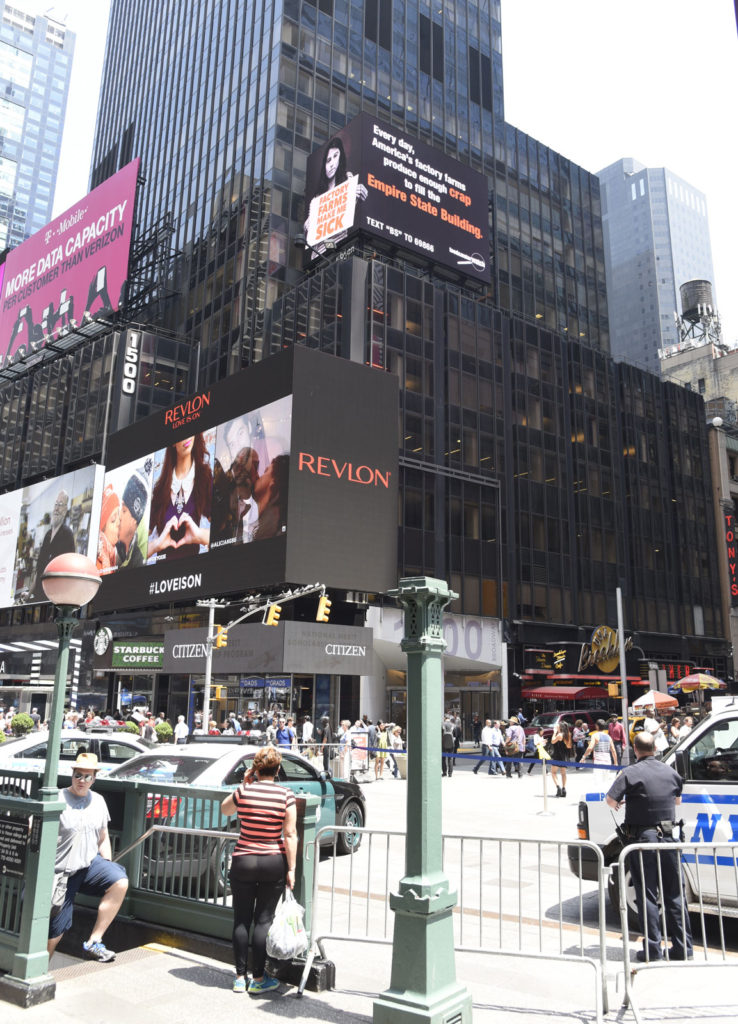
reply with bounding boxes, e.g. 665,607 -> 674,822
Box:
569,695 -> 738,915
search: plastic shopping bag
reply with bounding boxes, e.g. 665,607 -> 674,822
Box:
266,888 -> 308,960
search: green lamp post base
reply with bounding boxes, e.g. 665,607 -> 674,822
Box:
373,577 -> 473,1024
373,892 -> 472,1024
374,983 -> 472,1024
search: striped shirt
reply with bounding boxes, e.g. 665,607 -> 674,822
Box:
231,781 -> 295,857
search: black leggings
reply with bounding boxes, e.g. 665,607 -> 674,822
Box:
229,853 -> 286,977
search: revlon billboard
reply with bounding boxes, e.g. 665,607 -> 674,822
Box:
93,346 -> 399,612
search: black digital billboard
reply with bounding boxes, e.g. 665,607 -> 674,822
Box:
93,346 -> 399,612
304,112 -> 490,284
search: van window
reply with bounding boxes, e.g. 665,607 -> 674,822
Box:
688,719 -> 738,782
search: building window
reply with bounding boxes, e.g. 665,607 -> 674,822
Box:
419,14 -> 443,83
468,45 -> 493,111
698,378 -> 705,394
365,0 -> 391,50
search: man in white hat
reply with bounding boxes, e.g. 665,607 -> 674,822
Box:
47,752 -> 128,962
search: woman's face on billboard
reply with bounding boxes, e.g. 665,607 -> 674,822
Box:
325,146 -> 341,183
174,436 -> 194,459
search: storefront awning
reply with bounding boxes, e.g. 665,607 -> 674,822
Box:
521,684 -> 609,700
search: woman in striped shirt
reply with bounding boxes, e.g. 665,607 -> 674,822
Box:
221,745 -> 297,994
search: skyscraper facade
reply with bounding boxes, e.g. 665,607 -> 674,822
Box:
0,0 -> 75,249
0,1 -> 729,724
598,157 -> 715,372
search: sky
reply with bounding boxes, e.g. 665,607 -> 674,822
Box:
502,0 -> 738,345
45,0 -> 738,344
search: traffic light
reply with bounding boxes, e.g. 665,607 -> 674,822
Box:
213,685 -> 224,700
265,603 -> 282,626
215,626 -> 228,648
608,683 -> 620,698
316,594 -> 332,622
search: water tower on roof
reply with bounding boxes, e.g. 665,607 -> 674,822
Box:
674,278 -> 723,350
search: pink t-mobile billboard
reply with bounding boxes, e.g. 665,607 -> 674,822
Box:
0,158 -> 140,368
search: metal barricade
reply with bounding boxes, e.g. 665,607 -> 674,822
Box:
301,825 -> 608,1022
616,839 -> 738,1024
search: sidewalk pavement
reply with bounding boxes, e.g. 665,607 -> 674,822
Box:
6,934 -> 738,1024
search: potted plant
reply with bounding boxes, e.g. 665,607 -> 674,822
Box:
11,712 -> 35,736
155,721 -> 173,744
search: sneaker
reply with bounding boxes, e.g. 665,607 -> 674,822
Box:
248,975 -> 281,994
233,976 -> 247,993
82,940 -> 116,963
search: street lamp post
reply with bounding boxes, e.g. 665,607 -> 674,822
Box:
1,554 -> 100,1007
373,577 -> 472,1024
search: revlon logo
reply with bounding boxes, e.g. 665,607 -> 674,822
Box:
298,452 -> 391,488
164,392 -> 211,429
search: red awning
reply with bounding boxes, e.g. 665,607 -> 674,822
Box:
551,673 -> 642,682
521,684 -> 609,700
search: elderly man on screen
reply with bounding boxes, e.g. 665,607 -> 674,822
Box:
30,489 -> 75,600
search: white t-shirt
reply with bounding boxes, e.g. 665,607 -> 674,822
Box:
642,716 -> 659,735
56,789 -> 109,873
654,727 -> 669,752
174,720 -> 189,740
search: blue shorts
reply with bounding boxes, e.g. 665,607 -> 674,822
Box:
49,854 -> 128,938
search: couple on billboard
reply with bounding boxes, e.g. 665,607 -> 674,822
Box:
97,405 -> 290,574
96,468 -> 152,573
209,414 -> 289,548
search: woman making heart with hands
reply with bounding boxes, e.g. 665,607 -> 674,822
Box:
147,434 -> 213,561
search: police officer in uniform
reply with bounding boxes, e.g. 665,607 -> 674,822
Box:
606,732 -> 693,962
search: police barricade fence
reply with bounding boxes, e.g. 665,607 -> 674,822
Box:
301,823 -> 609,1022
615,839 -> 738,1024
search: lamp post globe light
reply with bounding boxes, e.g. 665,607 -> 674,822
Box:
40,554 -> 101,793
1,554 -> 100,1007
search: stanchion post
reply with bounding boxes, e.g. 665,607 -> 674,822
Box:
538,750 -> 553,817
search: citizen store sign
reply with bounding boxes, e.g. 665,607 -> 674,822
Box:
163,622 -> 373,675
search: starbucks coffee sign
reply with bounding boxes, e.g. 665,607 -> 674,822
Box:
111,639 -> 164,671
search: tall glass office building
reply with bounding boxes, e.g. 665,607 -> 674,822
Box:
0,1 -> 75,249
598,157 -> 716,372
0,1 -> 729,725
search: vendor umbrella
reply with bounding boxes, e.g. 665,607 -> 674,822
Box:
631,689 -> 678,710
669,673 -> 726,693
